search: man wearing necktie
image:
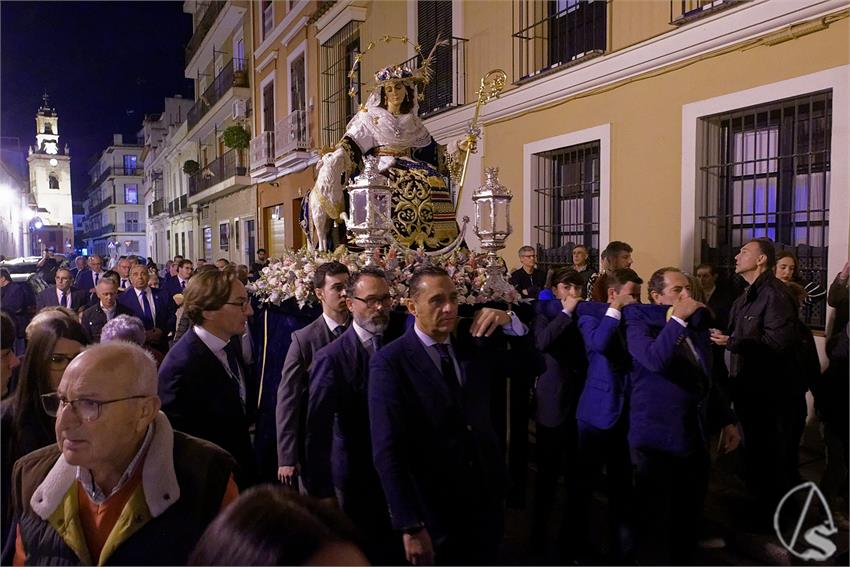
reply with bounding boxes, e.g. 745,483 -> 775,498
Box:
158,265 -> 257,487
624,267 -> 741,564
36,268 -> 87,311
117,264 -> 173,352
115,257 -> 132,291
305,267 -> 407,564
163,259 -> 193,301
369,266 -> 544,565
276,262 -> 350,489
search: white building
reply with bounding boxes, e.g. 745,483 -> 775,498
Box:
141,96 -> 193,264
82,134 -> 147,264
0,157 -> 28,259
25,93 -> 74,255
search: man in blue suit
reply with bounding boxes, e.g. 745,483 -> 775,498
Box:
369,266 -> 543,565
304,267 -> 406,564
158,265 -> 257,487
74,254 -> 106,304
162,259 -> 193,300
35,268 -> 88,312
529,268 -> 587,559
626,267 -> 740,564
117,264 -> 174,352
574,267 -> 642,563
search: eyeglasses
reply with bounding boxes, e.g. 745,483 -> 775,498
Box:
225,299 -> 251,311
352,295 -> 392,308
40,393 -> 149,422
48,353 -> 80,369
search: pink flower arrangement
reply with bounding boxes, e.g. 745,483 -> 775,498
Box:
247,245 -> 524,308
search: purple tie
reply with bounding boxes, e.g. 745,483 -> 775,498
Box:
140,291 -> 154,329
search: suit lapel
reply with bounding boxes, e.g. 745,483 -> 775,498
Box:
402,328 -> 455,404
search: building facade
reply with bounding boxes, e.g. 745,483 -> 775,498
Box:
81,134 -> 147,263
164,0 -> 257,267
25,93 -> 74,256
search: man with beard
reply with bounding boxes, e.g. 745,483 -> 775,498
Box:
304,267 -> 406,564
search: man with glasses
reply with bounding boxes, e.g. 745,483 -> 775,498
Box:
10,341 -> 238,565
304,267 -> 406,564
276,262 -> 350,489
509,245 -> 547,300
35,268 -> 87,312
158,265 -> 257,487
74,254 -> 106,297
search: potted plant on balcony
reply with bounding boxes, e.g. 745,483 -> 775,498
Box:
223,125 -> 251,176
182,159 -> 200,175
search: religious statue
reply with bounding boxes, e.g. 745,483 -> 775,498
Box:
308,41 -> 463,252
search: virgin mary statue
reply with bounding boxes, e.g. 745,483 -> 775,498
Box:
311,49 -> 461,251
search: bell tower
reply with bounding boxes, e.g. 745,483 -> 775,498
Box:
27,92 -> 73,227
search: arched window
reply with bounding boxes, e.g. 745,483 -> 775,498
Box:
44,123 -> 53,134
48,174 -> 59,189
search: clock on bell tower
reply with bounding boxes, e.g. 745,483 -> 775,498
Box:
27,91 -> 73,228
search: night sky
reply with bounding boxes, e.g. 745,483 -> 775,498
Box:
1,1 -> 194,203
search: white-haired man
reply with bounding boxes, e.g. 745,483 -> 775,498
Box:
10,342 -> 238,565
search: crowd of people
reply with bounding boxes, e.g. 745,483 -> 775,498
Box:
0,237 -> 847,566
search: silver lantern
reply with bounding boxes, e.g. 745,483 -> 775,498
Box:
347,156 -> 392,256
473,167 -> 515,299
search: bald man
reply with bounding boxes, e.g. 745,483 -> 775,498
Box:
10,342 -> 238,565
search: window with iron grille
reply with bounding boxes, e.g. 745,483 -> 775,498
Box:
532,141 -> 600,269
320,21 -> 361,148
262,0 -> 274,40
416,0 -> 465,117
513,0 -> 606,83
124,211 -> 140,232
697,91 -> 831,329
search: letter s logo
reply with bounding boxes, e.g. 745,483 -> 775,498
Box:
799,523 -> 837,562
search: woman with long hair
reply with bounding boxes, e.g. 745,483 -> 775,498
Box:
775,250 -> 826,310
1,316 -> 86,556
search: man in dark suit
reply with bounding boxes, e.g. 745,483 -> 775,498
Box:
80,278 -> 133,343
117,264 -> 174,352
250,248 -> 269,279
35,268 -> 88,312
162,259 -> 193,299
158,265 -> 257,487
276,261 -> 350,488
574,268 -> 642,562
304,267 -> 406,564
68,256 -> 86,280
626,268 -> 740,563
529,269 -> 587,559
369,266 -> 543,565
74,254 -> 106,297
0,269 -> 35,354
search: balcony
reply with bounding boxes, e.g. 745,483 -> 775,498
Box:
90,196 -> 114,214
400,37 -> 468,118
148,198 -> 166,218
112,167 -> 143,176
670,0 -> 746,25
168,194 -> 190,216
274,110 -> 311,169
87,167 -> 112,190
185,1 -> 226,66
512,0 -> 606,84
188,149 -> 250,203
88,224 -> 116,239
250,131 -> 276,177
187,58 -> 249,132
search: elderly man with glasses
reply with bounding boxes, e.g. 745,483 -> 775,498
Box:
9,341 -> 238,565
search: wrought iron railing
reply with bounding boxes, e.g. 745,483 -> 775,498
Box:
670,0 -> 746,24
88,224 -> 115,238
90,196 -> 113,214
112,167 -> 143,176
148,198 -> 166,218
185,1 -> 226,65
250,131 -> 276,170
187,58 -> 249,131
188,149 -> 240,196
512,0 -> 606,83
400,37 -> 468,117
87,167 -> 112,190
275,110 -> 310,158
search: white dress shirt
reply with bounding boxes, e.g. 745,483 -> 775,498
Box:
135,287 -> 156,321
322,312 -> 346,335
55,288 -> 71,308
193,325 -> 247,404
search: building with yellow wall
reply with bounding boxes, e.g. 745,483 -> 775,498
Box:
251,0 -> 848,333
